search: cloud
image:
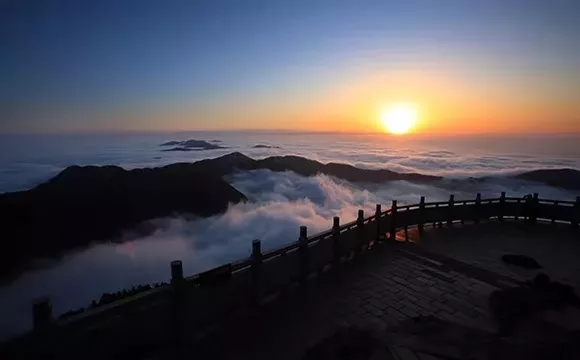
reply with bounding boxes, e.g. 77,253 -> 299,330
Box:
0,170 -> 449,338
2,133 -> 580,193
0,160 -> 578,338
0,134 -> 580,338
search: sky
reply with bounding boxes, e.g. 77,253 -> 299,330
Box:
1,0 -> 580,135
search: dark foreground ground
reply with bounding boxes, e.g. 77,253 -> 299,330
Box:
150,222 -> 580,360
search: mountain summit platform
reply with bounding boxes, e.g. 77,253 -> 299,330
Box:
155,221 -> 580,360
4,194 -> 580,360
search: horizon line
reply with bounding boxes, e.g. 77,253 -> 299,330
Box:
2,129 -> 580,137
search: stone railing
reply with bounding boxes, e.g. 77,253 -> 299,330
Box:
2,192 -> 579,359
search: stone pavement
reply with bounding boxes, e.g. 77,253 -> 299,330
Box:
403,221 -> 580,290
151,222 -> 580,359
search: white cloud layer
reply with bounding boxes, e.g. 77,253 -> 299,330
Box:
0,166 -> 576,339
0,132 -> 578,339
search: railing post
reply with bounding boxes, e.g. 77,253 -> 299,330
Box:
447,195 -> 454,227
375,204 -> 382,242
531,193 -> 539,224
32,296 -> 53,330
171,260 -> 184,283
524,194 -> 532,222
170,260 -> 185,348
299,226 -> 309,282
433,204 -> 438,228
573,197 -> 580,230
356,209 -> 366,253
251,239 -> 263,304
499,192 -> 506,221
390,200 -> 397,240
332,216 -> 341,266
418,196 -> 425,233
474,193 -> 481,224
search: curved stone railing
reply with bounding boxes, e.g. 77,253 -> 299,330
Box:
2,192 -> 579,358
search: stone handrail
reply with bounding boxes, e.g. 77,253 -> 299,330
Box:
2,192 -> 579,358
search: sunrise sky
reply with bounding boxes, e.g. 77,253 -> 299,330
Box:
2,0 -> 579,135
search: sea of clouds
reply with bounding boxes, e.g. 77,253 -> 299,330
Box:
1,131 -> 579,193
0,131 -> 578,338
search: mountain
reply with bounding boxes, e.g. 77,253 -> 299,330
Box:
190,152 -> 443,183
159,139 -> 226,150
252,144 -> 281,149
514,168 -> 580,191
0,164 -> 247,278
2,152 -> 578,278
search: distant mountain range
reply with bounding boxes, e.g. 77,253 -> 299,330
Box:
159,139 -> 227,151
159,138 -> 281,151
0,151 -> 578,279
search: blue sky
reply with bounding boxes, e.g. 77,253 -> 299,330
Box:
1,0 -> 579,133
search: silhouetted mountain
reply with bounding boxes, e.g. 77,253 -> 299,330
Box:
161,146 -> 194,152
252,144 -> 281,149
0,164 -> 247,278
2,152 -> 578,278
190,152 -> 443,182
514,168 -> 580,191
159,139 -> 226,150
161,146 -> 219,152
156,151 -> 580,191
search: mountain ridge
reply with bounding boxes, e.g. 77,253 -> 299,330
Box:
1,152 -> 578,279
177,152 -> 580,190
0,164 -> 247,278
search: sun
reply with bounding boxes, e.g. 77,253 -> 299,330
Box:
380,103 -> 418,135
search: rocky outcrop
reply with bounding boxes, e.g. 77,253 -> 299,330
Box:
157,150 -> 580,190
0,165 -> 247,277
252,144 -> 281,149
159,140 -> 182,146
514,168 -> 580,191
161,146 -> 208,152
160,139 -> 226,150
3,152 -> 578,278
191,152 -> 443,183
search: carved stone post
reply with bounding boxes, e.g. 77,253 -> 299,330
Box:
390,200 -> 397,240
447,194 -> 455,227
573,197 -> 580,230
32,297 -> 53,330
531,193 -> 539,223
332,216 -> 341,266
251,240 -> 263,304
433,204 -> 438,228
299,226 -> 309,282
474,193 -> 482,224
375,204 -> 382,242
356,209 -> 366,253
499,192 -> 506,221
170,260 -> 185,347
171,260 -> 183,283
418,196 -> 425,233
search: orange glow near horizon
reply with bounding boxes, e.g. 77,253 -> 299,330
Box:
117,94 -> 579,136
85,64 -> 580,137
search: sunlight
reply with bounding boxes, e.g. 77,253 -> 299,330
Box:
380,103 -> 418,135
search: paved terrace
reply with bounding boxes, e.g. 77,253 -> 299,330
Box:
3,194 -> 580,359
163,221 -> 580,360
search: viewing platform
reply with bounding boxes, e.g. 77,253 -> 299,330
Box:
2,193 -> 580,359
